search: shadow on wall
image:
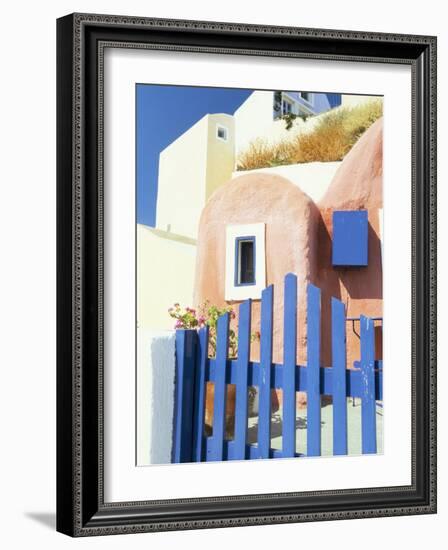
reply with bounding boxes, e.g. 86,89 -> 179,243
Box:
338,222 -> 382,300
315,210 -> 383,369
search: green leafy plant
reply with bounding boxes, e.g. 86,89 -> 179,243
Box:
281,112 -> 301,130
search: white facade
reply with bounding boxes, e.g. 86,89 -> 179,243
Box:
233,91 -> 275,158
137,224 -> 197,330
232,161 -> 342,203
341,94 -> 381,108
157,113 -> 235,239
140,114 -> 235,332
137,328 -> 176,465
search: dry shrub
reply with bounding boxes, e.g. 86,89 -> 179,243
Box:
292,112 -> 351,162
236,99 -> 383,170
342,99 -> 383,143
237,138 -> 296,171
237,139 -> 274,171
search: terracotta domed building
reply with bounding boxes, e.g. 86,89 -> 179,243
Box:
194,172 -> 320,366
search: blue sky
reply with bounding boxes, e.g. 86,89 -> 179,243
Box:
136,84 -> 253,226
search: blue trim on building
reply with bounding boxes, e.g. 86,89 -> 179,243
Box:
234,236 -> 256,287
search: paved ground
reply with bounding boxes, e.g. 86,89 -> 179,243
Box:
247,398 -> 383,456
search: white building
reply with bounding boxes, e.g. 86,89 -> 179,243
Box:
137,225 -> 197,330
138,114 -> 235,329
156,113 -> 235,239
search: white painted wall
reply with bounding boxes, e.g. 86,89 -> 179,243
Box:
205,114 -> 235,200
342,94 -> 380,108
235,116 -> 309,160
232,161 -> 342,203
137,224 -> 197,330
157,115 -> 209,238
234,90 -> 275,157
157,113 -> 235,239
137,329 -> 176,465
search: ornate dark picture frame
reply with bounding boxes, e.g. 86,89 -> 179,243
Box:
56,13 -> 437,537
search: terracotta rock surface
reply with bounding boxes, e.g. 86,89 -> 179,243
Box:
317,118 -> 383,370
319,117 -> 383,210
315,209 -> 383,371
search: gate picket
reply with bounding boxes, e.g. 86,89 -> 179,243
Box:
207,312 -> 230,461
233,299 -> 252,460
257,285 -> 274,459
307,284 -> 321,456
192,326 -> 209,462
283,274 -> 297,457
332,297 -> 347,455
360,315 -> 377,454
172,329 -> 197,463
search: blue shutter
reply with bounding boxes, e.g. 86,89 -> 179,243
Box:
332,210 -> 368,267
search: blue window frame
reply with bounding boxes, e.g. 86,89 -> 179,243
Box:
234,236 -> 256,286
332,210 -> 368,267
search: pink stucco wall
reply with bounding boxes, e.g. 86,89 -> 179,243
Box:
194,173 -> 320,366
317,118 -> 383,370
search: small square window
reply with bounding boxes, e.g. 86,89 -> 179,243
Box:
235,237 -> 256,286
216,125 -> 228,141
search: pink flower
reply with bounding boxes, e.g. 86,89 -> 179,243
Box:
175,320 -> 184,329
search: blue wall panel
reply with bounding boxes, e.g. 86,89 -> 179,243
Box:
332,210 -> 368,267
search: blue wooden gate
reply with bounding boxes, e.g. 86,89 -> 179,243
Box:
172,274 -> 382,463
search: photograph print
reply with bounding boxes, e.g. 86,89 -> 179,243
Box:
136,84 -> 384,466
